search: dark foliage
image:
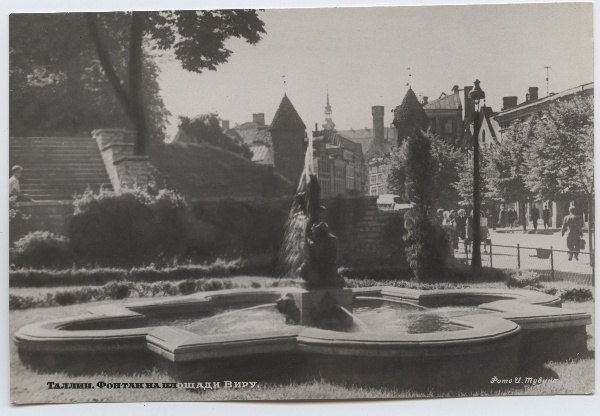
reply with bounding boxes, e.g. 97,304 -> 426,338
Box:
10,231 -> 74,269
178,114 -> 252,158
69,188 -> 187,267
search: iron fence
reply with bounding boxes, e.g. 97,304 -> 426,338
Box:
455,242 -> 595,286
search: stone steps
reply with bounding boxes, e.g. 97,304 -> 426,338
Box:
10,136 -> 113,200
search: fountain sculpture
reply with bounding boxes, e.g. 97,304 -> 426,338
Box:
276,174 -> 351,327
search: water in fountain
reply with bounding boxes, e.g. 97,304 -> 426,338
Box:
278,133 -> 315,278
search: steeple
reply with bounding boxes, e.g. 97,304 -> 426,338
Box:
322,90 -> 336,130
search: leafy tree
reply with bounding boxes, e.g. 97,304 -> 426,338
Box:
487,120 -> 536,230
9,13 -> 169,141
453,146 -> 494,208
10,11 -> 266,155
85,10 -> 266,155
399,130 -> 452,281
525,95 -> 594,249
178,114 -> 253,159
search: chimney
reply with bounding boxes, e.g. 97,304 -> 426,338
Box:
252,113 -> 265,126
502,96 -> 518,110
528,87 -> 539,102
221,120 -> 230,131
372,106 -> 385,144
422,96 -> 428,105
464,85 -> 474,121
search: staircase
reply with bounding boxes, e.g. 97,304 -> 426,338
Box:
9,136 -> 113,201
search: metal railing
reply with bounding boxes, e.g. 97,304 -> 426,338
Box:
456,242 -> 594,286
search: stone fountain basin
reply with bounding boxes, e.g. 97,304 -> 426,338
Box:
15,287 -> 591,387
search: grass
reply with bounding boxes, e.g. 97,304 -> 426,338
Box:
9,283 -> 595,403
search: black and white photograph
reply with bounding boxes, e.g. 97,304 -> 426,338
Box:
4,0 -> 596,409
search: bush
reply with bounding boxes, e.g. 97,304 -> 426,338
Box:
558,286 -> 594,302
505,270 -> 543,289
69,188 -> 188,267
251,281 -> 262,288
104,282 -> 133,300
10,231 -> 74,269
54,291 -> 77,306
178,278 -> 197,295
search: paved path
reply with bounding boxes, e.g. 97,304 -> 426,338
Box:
454,228 -> 594,285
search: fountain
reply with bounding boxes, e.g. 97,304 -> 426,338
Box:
14,135 -> 592,390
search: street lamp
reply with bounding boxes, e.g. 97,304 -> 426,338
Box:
469,80 -> 485,274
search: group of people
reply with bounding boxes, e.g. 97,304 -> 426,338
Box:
437,208 -> 491,255
497,204 -> 552,231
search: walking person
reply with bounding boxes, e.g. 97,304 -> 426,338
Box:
480,210 -> 490,253
455,209 -> 468,253
508,208 -> 516,228
530,205 -> 540,231
542,205 -> 551,229
498,204 -> 507,228
442,211 -> 458,250
561,207 -> 583,261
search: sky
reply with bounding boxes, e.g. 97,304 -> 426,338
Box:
156,2 -> 594,140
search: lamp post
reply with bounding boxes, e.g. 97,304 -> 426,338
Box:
469,80 -> 485,274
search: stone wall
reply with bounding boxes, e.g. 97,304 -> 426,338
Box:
92,129 -> 150,192
10,201 -> 74,241
190,195 -> 408,272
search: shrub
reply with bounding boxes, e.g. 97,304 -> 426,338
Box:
69,188 -> 188,267
558,286 -> 594,302
505,270 -> 543,289
251,281 -> 262,288
201,279 -> 224,292
178,278 -> 197,295
54,291 -> 77,306
10,231 -> 74,269
104,282 -> 132,300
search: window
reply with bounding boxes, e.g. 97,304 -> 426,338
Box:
346,165 -> 354,178
369,165 -> 377,174
482,130 -> 486,143
370,174 -> 377,185
377,173 -> 383,183
370,185 -> 379,196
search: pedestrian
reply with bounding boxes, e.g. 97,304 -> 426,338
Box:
9,165 -> 32,202
442,211 -> 458,250
508,208 -> 516,228
530,205 -> 540,231
561,207 -> 583,261
480,210 -> 490,253
542,205 -> 551,229
436,208 -> 444,225
498,205 -> 507,228
455,209 -> 468,253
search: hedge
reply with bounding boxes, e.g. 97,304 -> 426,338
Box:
9,259 -> 241,288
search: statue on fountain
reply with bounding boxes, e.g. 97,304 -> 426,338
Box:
298,174 -> 345,290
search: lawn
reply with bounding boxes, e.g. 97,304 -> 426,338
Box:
9,281 -> 595,403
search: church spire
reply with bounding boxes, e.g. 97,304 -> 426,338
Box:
322,90 -> 336,130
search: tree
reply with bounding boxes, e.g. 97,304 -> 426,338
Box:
9,13 -> 169,141
525,95 -> 594,254
399,130 -> 452,281
388,131 -> 462,208
178,114 -> 253,159
85,10 -> 266,155
453,147 -> 493,208
488,120 -> 536,230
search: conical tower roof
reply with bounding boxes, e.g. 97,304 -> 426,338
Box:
393,88 -> 430,139
269,94 -> 306,131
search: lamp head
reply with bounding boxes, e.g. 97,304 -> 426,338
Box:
468,79 -> 485,110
